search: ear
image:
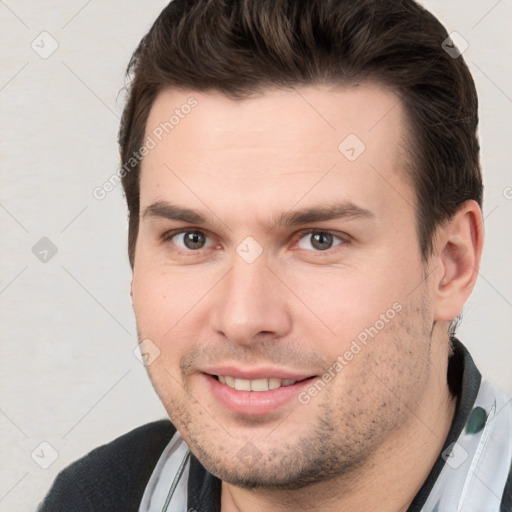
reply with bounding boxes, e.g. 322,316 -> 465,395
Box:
432,200 -> 484,322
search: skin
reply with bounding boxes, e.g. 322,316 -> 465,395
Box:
131,83 -> 483,511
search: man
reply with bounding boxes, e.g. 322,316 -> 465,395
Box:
40,0 -> 512,510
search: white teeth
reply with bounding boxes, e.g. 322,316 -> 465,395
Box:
268,378 -> 281,390
218,375 -> 298,391
234,378 -> 251,391
250,378 -> 269,391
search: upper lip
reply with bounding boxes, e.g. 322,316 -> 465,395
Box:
201,365 -> 316,381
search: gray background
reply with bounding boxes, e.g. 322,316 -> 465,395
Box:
1,1 -> 511,510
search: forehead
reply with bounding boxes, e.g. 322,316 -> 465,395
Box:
139,84 -> 412,226
144,83 -> 406,155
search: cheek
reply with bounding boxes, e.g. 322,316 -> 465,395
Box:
132,268 -> 197,415
132,269 -> 171,338
281,264 -> 402,348
131,263 -> 217,363
132,268 -> 179,363
133,264 -> 196,324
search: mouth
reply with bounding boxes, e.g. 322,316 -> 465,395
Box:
202,370 -> 318,416
215,375 -> 307,391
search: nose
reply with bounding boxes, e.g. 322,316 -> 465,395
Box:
210,256 -> 293,346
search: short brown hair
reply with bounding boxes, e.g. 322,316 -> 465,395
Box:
119,0 -> 482,268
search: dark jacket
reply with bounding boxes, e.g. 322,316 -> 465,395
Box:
38,420 -> 176,512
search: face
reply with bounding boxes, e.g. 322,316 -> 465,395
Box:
131,84 -> 438,488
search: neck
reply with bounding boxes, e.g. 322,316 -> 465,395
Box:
221,347 -> 457,512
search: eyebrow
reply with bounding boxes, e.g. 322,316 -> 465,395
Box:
142,200 -> 374,230
274,202 -> 374,227
143,202 -> 214,225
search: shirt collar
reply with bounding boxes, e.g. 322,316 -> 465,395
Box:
406,336 -> 481,511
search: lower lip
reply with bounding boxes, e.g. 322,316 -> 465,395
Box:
204,374 -> 315,416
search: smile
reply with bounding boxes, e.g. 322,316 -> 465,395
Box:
216,375 -> 299,391
204,372 -> 317,416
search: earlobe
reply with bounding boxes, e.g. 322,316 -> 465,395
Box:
433,200 -> 484,322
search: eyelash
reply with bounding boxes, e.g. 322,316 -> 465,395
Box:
160,228 -> 348,256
